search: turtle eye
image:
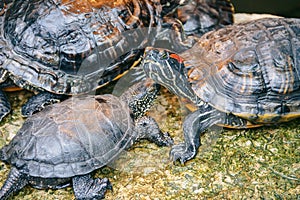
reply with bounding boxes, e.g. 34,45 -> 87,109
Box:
158,51 -> 169,60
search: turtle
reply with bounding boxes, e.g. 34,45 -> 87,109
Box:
0,78 -> 173,199
152,0 -> 234,53
168,0 -> 234,37
142,17 -> 300,163
0,0 -> 193,121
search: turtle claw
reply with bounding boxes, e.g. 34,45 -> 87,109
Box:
90,177 -> 112,199
73,175 -> 112,200
170,143 -> 196,164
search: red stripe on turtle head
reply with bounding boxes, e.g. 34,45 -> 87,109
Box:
169,53 -> 184,64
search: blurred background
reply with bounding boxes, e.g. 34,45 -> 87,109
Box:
231,0 -> 300,18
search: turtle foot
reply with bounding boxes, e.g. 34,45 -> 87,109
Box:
84,178 -> 112,200
154,132 -> 174,147
170,143 -> 197,164
73,175 -> 112,200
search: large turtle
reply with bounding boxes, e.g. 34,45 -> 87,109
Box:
0,0 -> 194,121
142,17 -> 300,163
0,79 -> 173,199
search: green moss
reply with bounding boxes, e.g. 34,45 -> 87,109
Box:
2,87 -> 299,199
0,86 -> 299,200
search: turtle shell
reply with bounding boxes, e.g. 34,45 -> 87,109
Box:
0,0 -> 163,94
0,94 -> 134,178
181,17 -> 300,123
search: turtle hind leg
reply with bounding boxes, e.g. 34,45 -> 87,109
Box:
170,103 -> 225,164
21,92 -> 68,117
0,167 -> 28,199
0,89 -> 11,122
72,174 -> 112,200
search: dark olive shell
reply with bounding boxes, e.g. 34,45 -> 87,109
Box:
181,18 -> 300,123
0,94 -> 134,178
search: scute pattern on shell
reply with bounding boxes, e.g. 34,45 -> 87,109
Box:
0,94 -> 134,178
0,0 -> 161,94
181,18 -> 300,122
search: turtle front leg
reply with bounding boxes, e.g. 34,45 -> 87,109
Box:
135,116 -> 174,147
147,130 -> 174,147
72,174 -> 112,200
0,167 -> 28,199
0,89 -> 10,121
21,92 -> 68,117
170,104 -> 225,164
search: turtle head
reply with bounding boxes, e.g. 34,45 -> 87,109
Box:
142,47 -> 199,104
135,116 -> 173,146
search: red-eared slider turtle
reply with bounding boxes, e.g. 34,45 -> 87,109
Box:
142,17 -> 300,163
0,0 -> 191,121
0,80 -> 173,199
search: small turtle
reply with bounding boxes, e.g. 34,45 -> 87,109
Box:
0,80 -> 173,199
142,17 -> 300,163
0,0 -> 191,121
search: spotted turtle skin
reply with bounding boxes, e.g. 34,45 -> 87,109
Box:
142,17 -> 300,163
0,80 -> 173,199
